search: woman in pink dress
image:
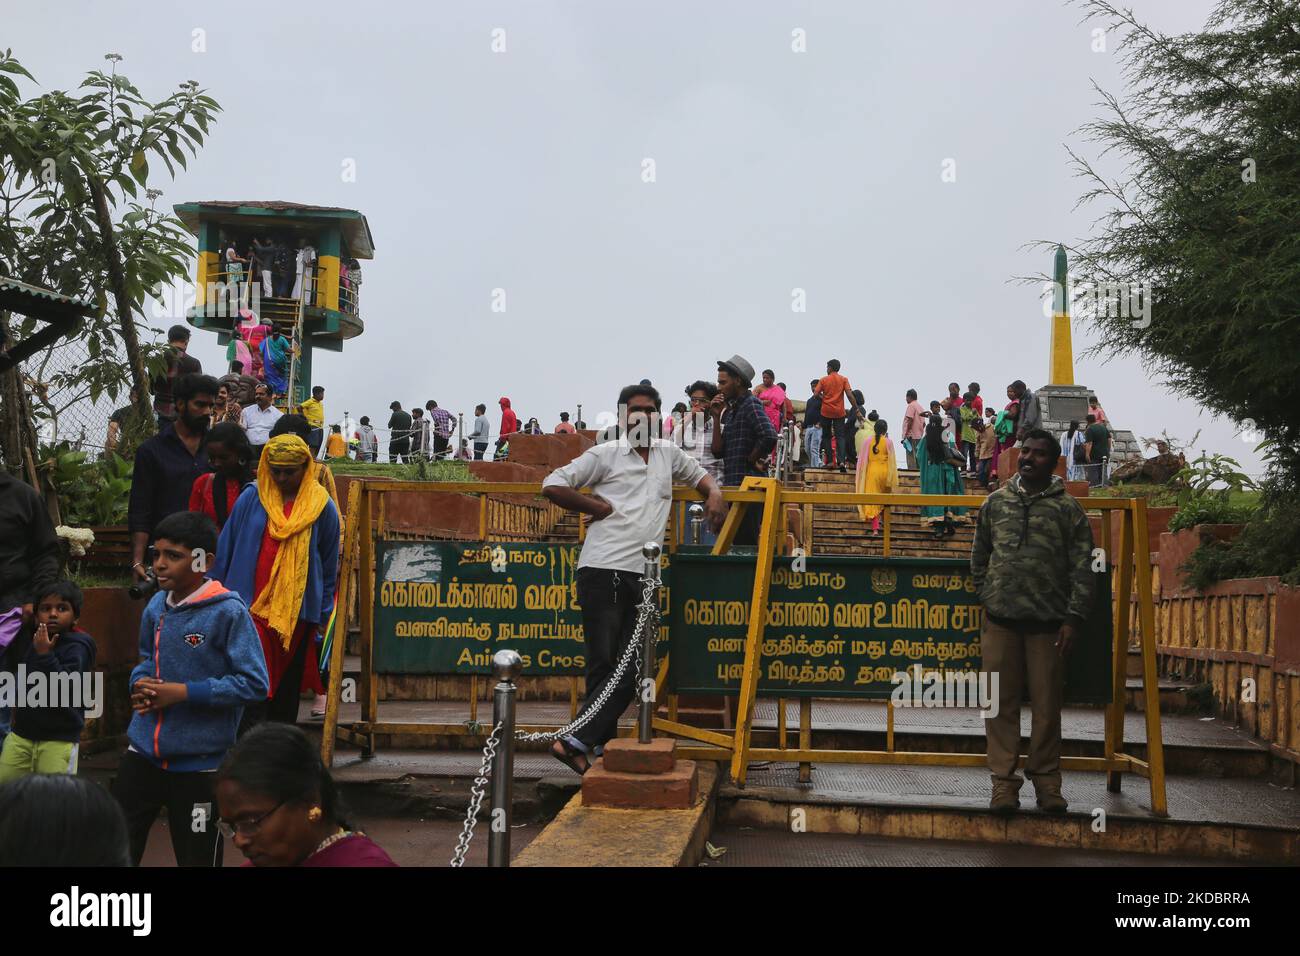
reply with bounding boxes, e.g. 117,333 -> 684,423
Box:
755,369 -> 788,432
234,309 -> 269,381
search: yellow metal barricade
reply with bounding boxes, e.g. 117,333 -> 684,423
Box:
322,476 -> 1167,817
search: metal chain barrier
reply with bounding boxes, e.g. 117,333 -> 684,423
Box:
450,720 -> 503,868
449,564 -> 661,866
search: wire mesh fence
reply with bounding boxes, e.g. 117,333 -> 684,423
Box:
21,334 -> 130,456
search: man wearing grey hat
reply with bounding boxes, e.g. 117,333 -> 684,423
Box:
710,354 -> 777,545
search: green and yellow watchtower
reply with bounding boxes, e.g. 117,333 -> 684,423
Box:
174,199 -> 374,406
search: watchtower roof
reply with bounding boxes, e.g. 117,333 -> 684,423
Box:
173,200 -> 375,259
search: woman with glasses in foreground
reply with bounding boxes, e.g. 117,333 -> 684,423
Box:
215,723 -> 396,867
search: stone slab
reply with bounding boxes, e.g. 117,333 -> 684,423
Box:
603,737 -> 677,774
515,764 -> 718,867
582,758 -> 699,809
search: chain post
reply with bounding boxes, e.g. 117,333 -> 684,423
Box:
638,542 -> 662,744
688,503 -> 704,546
488,649 -> 521,868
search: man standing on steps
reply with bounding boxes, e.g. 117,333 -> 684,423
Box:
970,429 -> 1095,815
814,359 -> 859,472
1011,379 -> 1043,444
710,355 -> 777,545
802,379 -> 823,469
901,388 -> 925,470
542,383 -> 726,775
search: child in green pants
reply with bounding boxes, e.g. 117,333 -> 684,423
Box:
0,581 -> 97,781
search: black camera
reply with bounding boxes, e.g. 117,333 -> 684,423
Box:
129,570 -> 160,601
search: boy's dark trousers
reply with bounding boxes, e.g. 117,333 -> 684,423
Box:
113,749 -> 223,867
571,567 -> 641,753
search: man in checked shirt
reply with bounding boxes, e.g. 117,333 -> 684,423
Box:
710,354 -> 777,545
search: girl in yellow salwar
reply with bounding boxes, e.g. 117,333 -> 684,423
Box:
855,419 -> 898,535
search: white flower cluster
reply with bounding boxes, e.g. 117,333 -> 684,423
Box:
55,526 -> 96,558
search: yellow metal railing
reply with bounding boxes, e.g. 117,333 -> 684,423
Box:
322,476 -> 1167,816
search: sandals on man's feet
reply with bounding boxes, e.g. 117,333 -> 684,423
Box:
551,739 -> 590,776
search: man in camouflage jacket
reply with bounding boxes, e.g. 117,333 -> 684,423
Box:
971,429 -> 1095,814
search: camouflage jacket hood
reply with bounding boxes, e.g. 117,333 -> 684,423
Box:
970,474 -> 1096,628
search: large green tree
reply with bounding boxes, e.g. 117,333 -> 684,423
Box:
1064,0 -> 1299,469
0,50 -> 220,456
1065,0 -> 1300,582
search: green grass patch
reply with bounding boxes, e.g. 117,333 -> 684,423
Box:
70,569 -> 134,589
325,459 -> 476,482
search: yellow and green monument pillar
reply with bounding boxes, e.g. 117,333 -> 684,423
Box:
1034,243 -> 1140,467
1048,243 -> 1074,386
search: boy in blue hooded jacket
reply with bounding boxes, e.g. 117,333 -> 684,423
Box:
113,511 -> 268,866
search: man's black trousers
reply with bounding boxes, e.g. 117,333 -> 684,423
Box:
572,567 -> 641,752
820,416 -> 849,466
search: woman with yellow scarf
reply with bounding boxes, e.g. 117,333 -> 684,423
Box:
211,434 -> 340,724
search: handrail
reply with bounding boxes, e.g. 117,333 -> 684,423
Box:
343,479 -> 1140,510
208,261 -> 359,317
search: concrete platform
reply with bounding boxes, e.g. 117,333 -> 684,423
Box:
514,764 -> 719,867
702,826 -> 1245,867
717,763 -> 1300,863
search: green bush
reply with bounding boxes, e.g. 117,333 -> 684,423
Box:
1166,500 -> 1253,533
1181,461 -> 1300,589
39,443 -> 134,527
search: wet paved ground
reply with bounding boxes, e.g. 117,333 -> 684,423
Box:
702,826 -> 1245,867
139,816 -> 540,867
732,763 -> 1300,828
310,696 -> 1263,751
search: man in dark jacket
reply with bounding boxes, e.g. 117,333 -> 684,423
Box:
129,373 -> 216,585
802,379 -> 823,468
387,401 -> 413,463
970,429 -> 1094,814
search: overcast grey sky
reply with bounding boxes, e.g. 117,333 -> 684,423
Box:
9,0 -> 1259,468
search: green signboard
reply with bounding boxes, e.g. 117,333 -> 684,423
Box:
374,541 -> 588,675
373,541 -> 672,676
667,554 -> 1113,704
373,542 -> 1111,703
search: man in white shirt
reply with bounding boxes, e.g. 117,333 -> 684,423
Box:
240,383 -> 282,460
542,384 -> 726,774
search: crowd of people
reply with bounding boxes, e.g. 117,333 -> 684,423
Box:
539,362 -> 1097,819
0,362 -> 395,866
0,330 -> 1125,866
216,232 -> 362,316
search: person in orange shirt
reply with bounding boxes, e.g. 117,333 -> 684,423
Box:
554,412 -> 577,434
815,359 -> 860,472
324,425 -> 347,459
